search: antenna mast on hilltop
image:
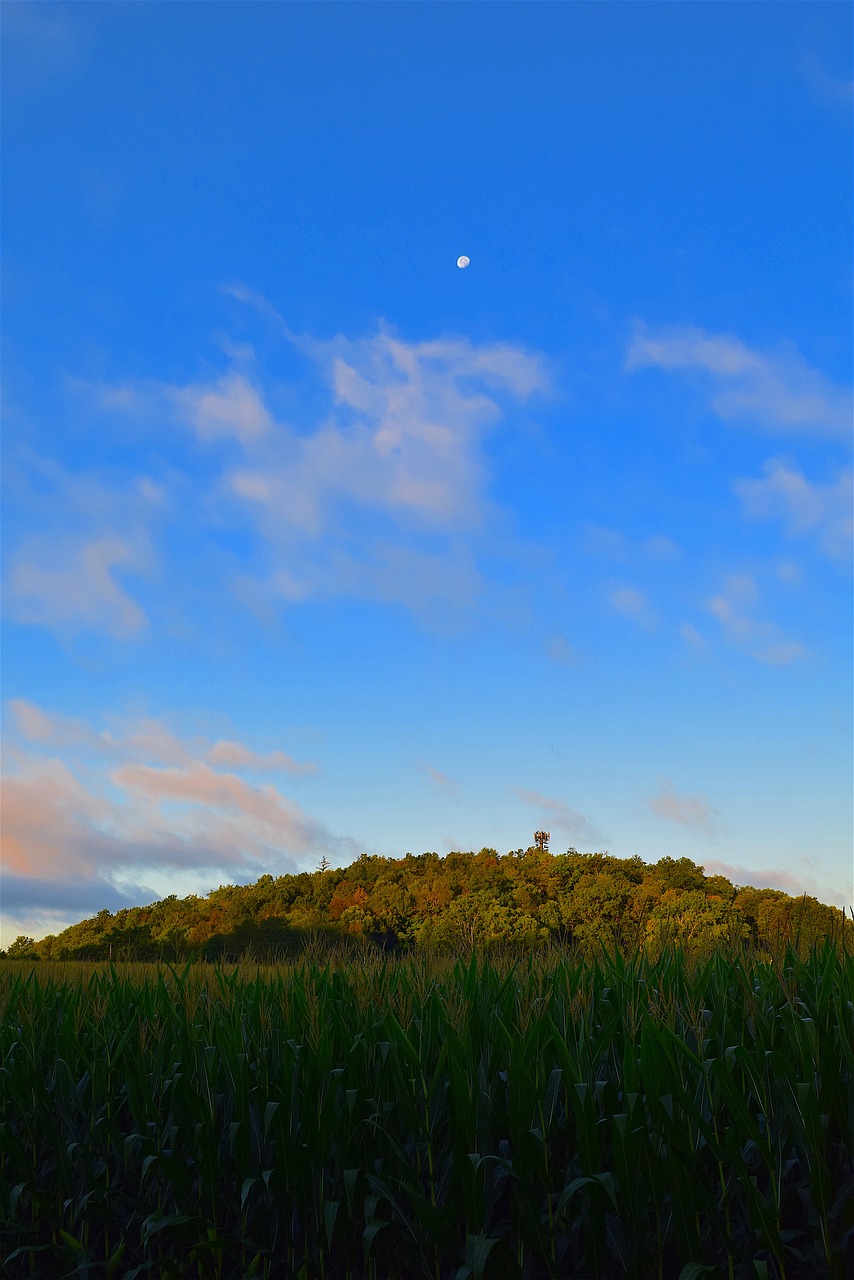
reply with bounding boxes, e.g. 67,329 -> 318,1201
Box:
534,831 -> 550,852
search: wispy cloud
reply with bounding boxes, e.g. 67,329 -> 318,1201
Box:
173,372 -> 275,444
735,460 -> 853,561
514,787 -> 603,846
208,739 -> 317,775
4,456 -> 164,639
9,535 -> 150,638
583,526 -> 681,563
0,1 -> 84,94
418,761 -> 461,796
801,52 -> 854,107
545,635 -> 582,666
648,779 -> 720,835
609,586 -> 656,630
9,699 -> 317,776
707,572 -> 805,666
679,622 -> 708,653
626,324 -> 852,438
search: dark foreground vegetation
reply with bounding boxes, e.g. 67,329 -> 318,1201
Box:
2,947 -> 852,1279
3,849 -> 851,963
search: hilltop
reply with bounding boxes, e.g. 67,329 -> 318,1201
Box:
5,848 -> 849,961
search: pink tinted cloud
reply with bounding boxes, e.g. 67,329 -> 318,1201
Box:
208,739 -> 317,775
112,761 -> 306,830
9,699 -> 93,747
648,780 -> 721,835
9,701 -> 316,775
1,761 -> 111,879
514,787 -> 603,846
418,761 -> 461,796
1,702 -> 343,894
701,859 -> 851,909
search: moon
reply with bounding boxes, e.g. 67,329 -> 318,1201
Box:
456,255 -> 470,269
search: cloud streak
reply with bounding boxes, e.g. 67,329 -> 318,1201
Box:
208,739 -> 317,775
418,761 -> 461,796
626,324 -> 852,438
707,572 -> 805,666
514,787 -> 603,847
648,779 -> 720,835
609,585 -> 656,630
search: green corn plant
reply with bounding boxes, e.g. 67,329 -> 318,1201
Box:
2,948 -> 852,1279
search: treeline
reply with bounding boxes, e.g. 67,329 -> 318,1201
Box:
5,848 -> 850,961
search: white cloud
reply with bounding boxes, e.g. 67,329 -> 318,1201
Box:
707,572 -> 805,665
648,779 -> 720,835
514,787 -> 603,846
626,323 -> 852,437
735,460 -> 853,560
95,314 -> 550,621
234,327 -> 549,532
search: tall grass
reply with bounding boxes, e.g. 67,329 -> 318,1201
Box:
1,947 -> 852,1278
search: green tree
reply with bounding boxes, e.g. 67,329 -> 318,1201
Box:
644,889 -> 747,956
5,936 -> 39,959
566,872 -> 633,950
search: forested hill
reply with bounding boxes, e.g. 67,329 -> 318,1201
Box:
6,848 -> 850,960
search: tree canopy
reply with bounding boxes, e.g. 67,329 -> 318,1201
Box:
5,848 -> 850,962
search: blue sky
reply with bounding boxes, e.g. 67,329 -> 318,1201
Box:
2,1 -> 851,945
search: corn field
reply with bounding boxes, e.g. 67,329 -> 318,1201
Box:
1,948 -> 852,1279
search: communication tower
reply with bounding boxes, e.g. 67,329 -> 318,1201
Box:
534,831 -> 550,852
